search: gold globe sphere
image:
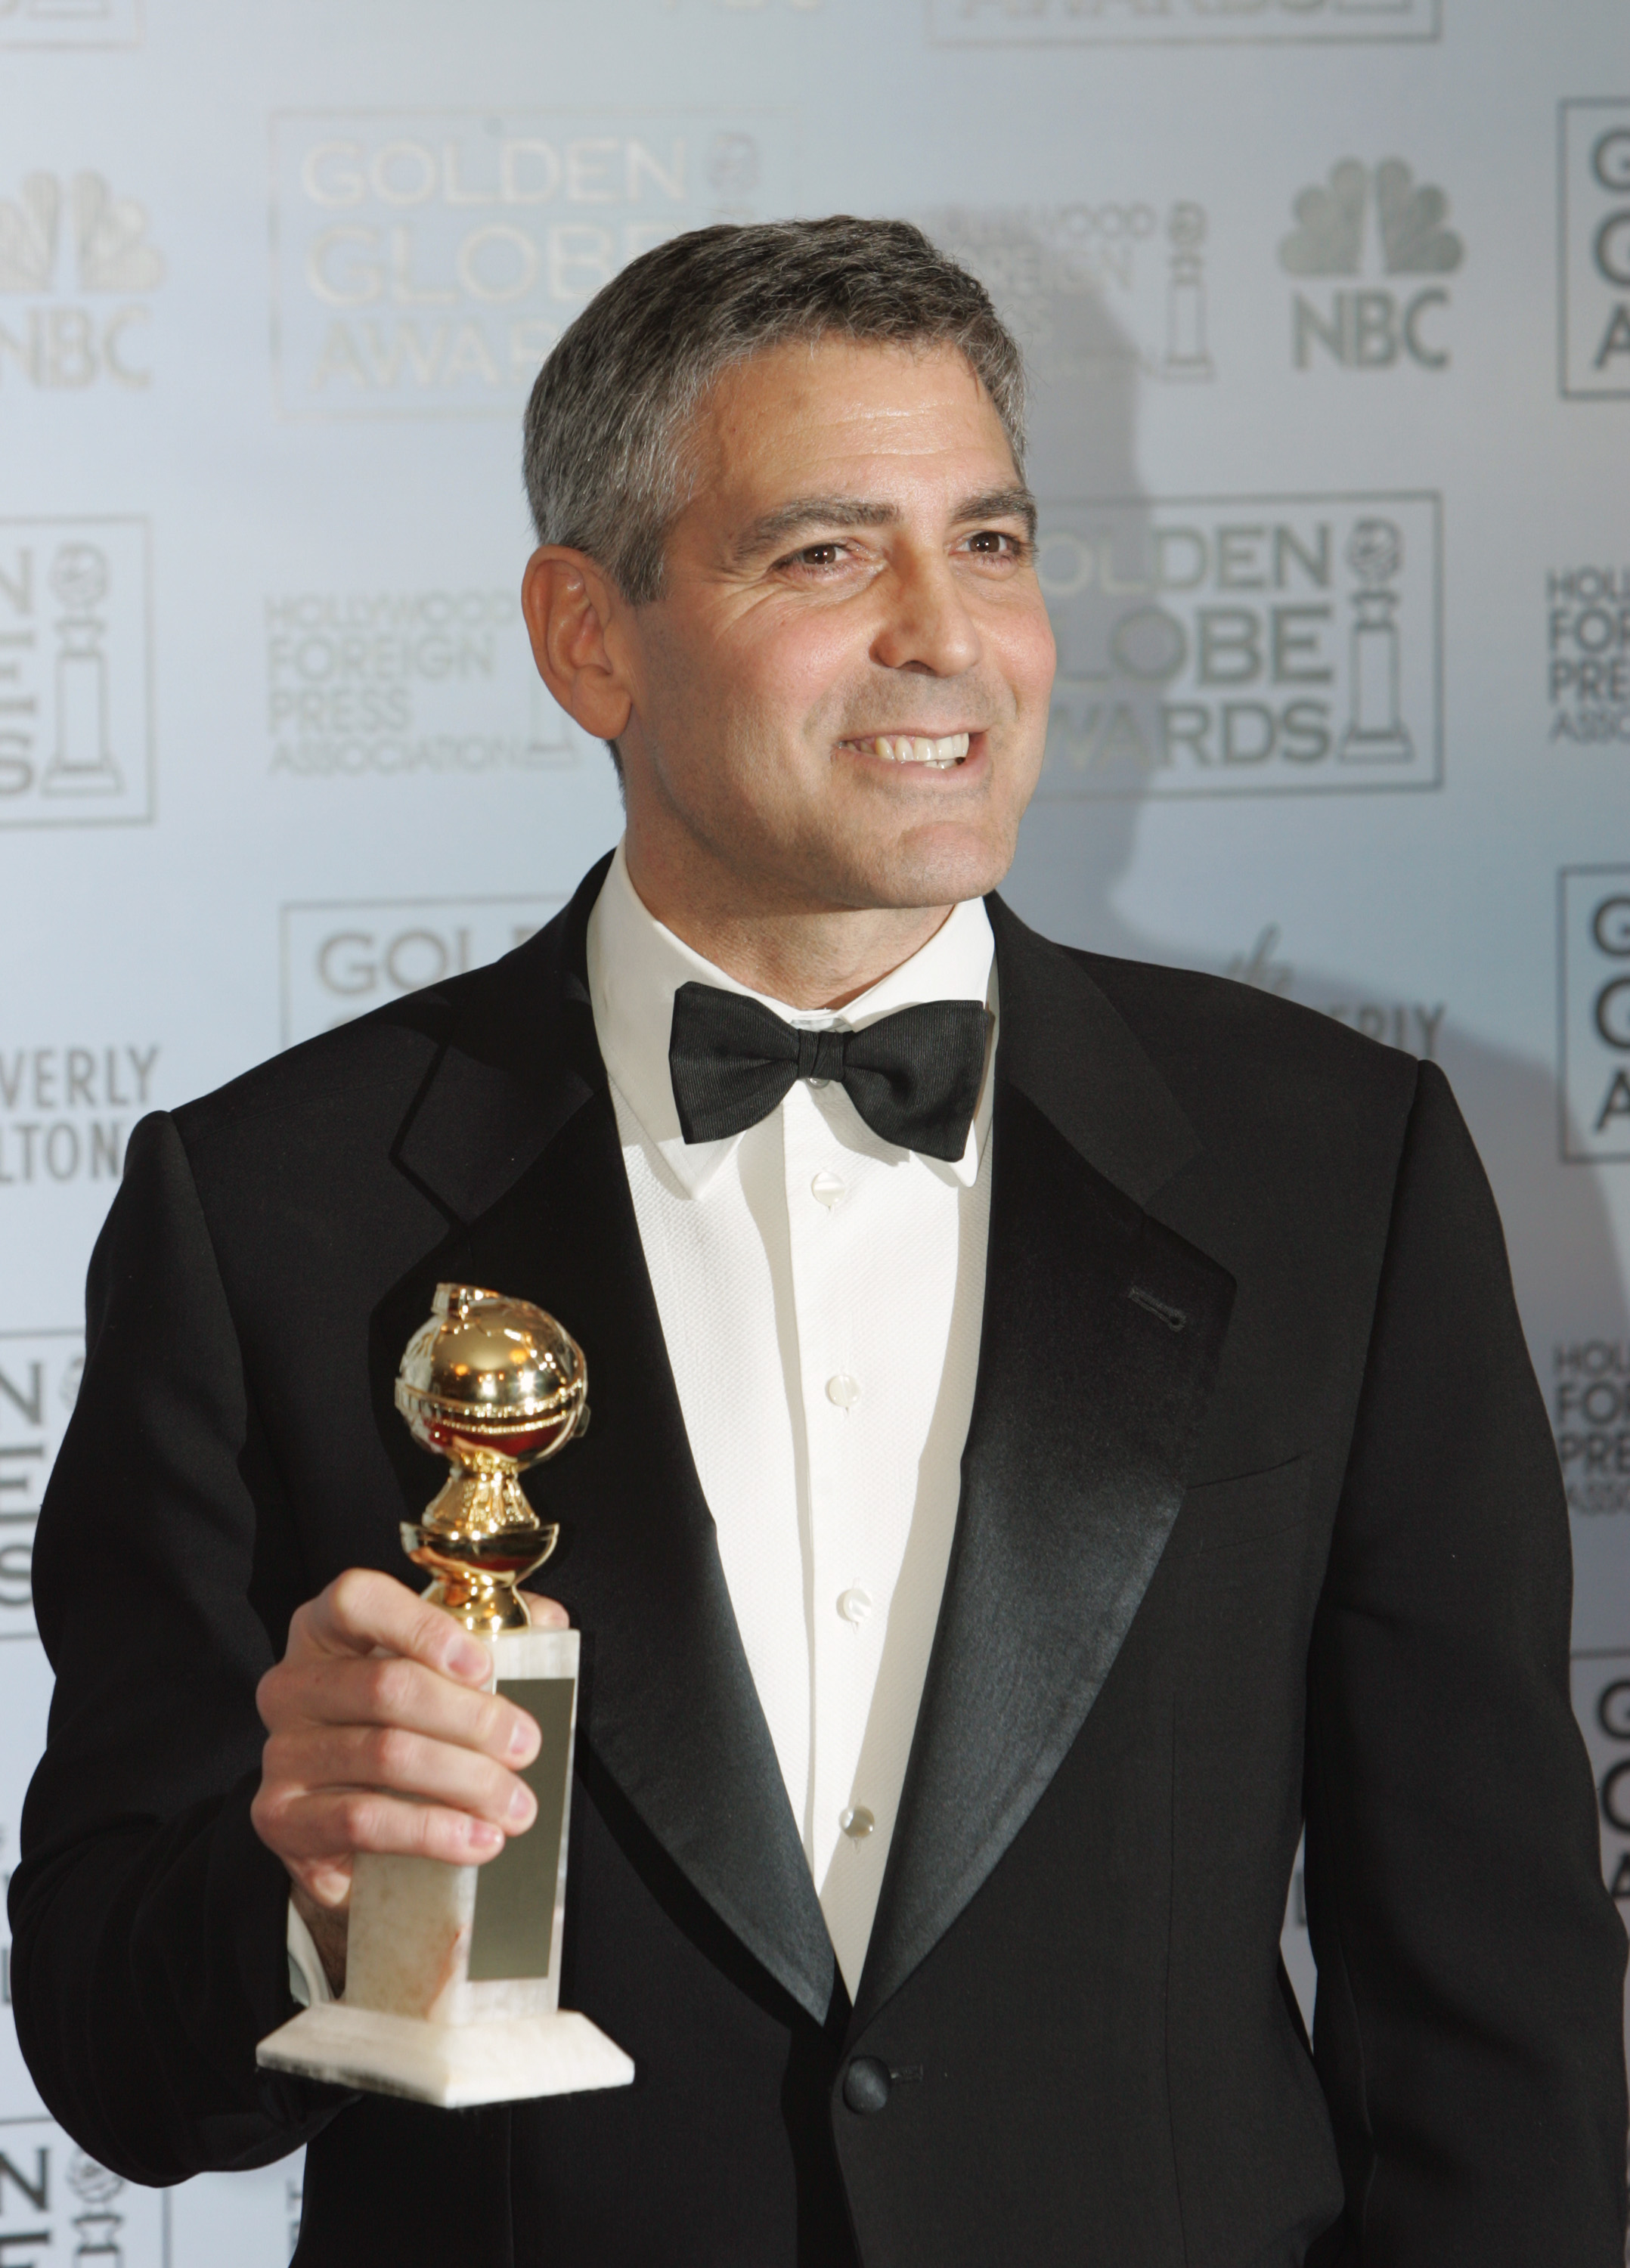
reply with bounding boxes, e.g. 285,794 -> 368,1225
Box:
395,1284 -> 589,1634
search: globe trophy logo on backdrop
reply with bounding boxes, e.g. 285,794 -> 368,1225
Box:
280,897 -> 560,1044
1280,160 -> 1462,370
0,2127 -> 163,2260
931,200 -> 1216,388
1560,870 -> 1630,1164
1035,493 -> 1442,798
1560,101 -> 1630,399
0,519 -> 153,826
0,1330 -> 82,1644
0,171 -> 163,388
0,0 -> 140,48
271,111 -> 798,419
926,0 -> 1439,45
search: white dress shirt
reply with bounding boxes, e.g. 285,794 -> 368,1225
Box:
287,842 -> 996,2009
587,842 -> 995,1996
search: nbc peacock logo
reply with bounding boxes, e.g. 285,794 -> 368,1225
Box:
0,169 -> 165,389
1278,159 -> 1463,371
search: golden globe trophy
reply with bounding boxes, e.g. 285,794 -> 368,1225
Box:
256,1284 -> 634,2107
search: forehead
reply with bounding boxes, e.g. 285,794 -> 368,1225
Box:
688,336 -> 1017,503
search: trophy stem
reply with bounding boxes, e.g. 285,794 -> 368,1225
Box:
404,1466 -> 558,1634
425,1464 -> 537,1535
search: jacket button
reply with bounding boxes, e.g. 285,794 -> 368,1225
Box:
842,2056 -> 891,2115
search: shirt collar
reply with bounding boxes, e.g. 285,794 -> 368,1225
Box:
586,838 -> 997,1198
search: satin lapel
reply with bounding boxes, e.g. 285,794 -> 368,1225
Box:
383,860 -> 838,2027
854,901 -> 1235,2025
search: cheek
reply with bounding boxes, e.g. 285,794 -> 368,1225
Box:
1006,601 -> 1058,706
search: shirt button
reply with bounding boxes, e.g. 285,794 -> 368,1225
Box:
826,1373 -> 861,1409
837,1586 -> 873,1625
810,1169 -> 845,1207
840,1806 -> 875,1840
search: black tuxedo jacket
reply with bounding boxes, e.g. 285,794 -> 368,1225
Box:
12,862 -> 1626,2266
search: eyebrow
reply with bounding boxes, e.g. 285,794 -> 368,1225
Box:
732,484 -> 1038,564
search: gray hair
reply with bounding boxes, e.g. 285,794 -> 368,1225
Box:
522,215 -> 1027,608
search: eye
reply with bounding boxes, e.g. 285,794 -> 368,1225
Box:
962,528 -> 1029,559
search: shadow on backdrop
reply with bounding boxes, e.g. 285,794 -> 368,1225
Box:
925,203 -> 1629,1593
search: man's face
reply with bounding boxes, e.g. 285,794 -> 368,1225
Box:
612,336 -> 1056,915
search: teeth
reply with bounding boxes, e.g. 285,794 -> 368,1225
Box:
860,732 -> 971,769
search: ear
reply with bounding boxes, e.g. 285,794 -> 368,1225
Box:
521,546 -> 634,744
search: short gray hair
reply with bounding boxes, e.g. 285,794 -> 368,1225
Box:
522,215 -> 1027,607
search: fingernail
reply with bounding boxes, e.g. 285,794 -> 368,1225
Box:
450,1639 -> 489,1681
470,1821 -> 504,1853
507,1785 -> 535,1826
508,1718 -> 535,1761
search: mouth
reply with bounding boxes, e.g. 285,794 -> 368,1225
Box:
839,730 -> 974,773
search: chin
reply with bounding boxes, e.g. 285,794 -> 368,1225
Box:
846,829 -> 1016,912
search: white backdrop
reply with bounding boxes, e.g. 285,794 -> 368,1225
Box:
3,0 -> 1629,2254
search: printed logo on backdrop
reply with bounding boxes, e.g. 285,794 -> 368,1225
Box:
1560,869 -> 1630,1163
1554,1343 -> 1630,1518
0,171 -> 163,389
0,1331 -> 80,1644
0,2124 -> 163,2260
1279,160 -> 1461,371
271,111 -> 797,420
931,202 -> 1216,386
927,0 -> 1439,44
280,898 -> 560,1044
0,0 -> 141,48
1560,103 -> 1630,399
1571,1656 -> 1630,1927
0,519 -> 153,826
1036,493 -> 1442,799
0,1046 -> 160,1189
266,585 -> 587,779
1546,564 -> 1630,749
1226,925 -> 1446,1055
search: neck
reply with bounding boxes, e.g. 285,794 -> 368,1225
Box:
621,838 -> 955,1011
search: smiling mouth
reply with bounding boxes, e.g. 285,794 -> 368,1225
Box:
841,731 -> 972,772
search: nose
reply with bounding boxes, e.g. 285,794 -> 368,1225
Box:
869,547 -> 983,678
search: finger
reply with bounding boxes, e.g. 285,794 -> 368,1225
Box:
292,1569 -> 493,1685
259,1651 -> 539,1766
518,1591 -> 570,1630
263,1724 -> 536,1833
293,1861 -> 353,1912
265,1786 -> 515,1870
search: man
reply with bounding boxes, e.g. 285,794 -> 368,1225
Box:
11,218 -> 1626,2266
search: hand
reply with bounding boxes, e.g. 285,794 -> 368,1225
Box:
252,1569 -> 568,1979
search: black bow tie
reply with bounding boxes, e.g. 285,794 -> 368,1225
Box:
668,981 -> 990,1163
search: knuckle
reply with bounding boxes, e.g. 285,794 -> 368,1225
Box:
368,1725 -> 415,1785
371,1656 -> 418,1719
328,1567 -> 373,1623
336,1792 -> 379,1850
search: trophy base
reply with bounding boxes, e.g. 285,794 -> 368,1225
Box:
256,2002 -> 634,2108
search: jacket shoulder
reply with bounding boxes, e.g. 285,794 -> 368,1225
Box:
1068,945 -> 1420,1105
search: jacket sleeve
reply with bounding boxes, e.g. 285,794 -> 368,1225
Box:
1304,1060 -> 1628,2263
7,1110 -> 348,2183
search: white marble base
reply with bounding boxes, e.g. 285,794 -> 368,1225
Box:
256,2003 -> 634,2108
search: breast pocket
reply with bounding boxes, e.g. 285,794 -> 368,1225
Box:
1164,1451 -> 1315,1560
